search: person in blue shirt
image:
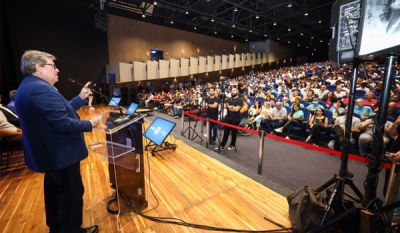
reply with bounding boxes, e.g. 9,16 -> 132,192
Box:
307,98 -> 324,115
6,90 -> 17,114
274,103 -> 304,139
354,98 -> 374,121
329,100 -> 345,121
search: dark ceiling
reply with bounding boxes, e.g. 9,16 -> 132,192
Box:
79,0 -> 336,59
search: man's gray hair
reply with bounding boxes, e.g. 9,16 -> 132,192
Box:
20,50 -> 56,76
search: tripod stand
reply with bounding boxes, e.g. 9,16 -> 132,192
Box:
182,97 -> 204,143
309,54 -> 397,233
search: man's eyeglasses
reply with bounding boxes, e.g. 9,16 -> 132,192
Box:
45,63 -> 57,69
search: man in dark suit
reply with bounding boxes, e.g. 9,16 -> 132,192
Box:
15,50 -> 100,233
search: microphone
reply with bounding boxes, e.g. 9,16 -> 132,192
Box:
68,78 -> 129,125
67,78 -> 120,107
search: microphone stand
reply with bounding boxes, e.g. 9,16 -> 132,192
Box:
68,78 -> 128,124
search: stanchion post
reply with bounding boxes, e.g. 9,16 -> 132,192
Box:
181,111 -> 185,136
385,163 -> 400,219
258,130 -> 266,175
206,118 -> 210,148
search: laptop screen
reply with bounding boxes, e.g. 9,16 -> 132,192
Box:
108,97 -> 121,107
126,102 -> 139,115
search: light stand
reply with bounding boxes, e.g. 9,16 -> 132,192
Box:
310,59 -> 364,231
311,54 -> 397,232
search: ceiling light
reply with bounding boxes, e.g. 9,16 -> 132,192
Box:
232,24 -> 235,27
288,41 -> 291,43
214,31 -> 217,34
249,29 -> 252,32
211,18 -> 214,22
306,46 -> 309,48
194,27 -> 197,30
234,7 -> 238,12
320,40 -> 323,42
264,34 -> 267,37
287,3 -> 292,7
304,12 -> 308,16
277,38 -> 280,40
298,44 -> 300,46
273,22 -> 277,26
186,11 -> 189,14
231,35 -> 234,38
170,21 -> 174,24
311,36 -> 314,39
154,1 -> 157,5
256,15 -> 259,19
300,32 -> 303,35
142,14 -> 146,18
318,20 -> 322,23
246,38 -> 248,41
288,28 -> 291,31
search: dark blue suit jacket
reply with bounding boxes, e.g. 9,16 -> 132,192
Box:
15,75 -> 92,172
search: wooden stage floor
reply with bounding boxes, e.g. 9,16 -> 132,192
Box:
0,106 -> 291,233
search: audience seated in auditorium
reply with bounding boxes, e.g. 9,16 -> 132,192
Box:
275,103 -> 304,139
306,107 -> 328,145
290,96 -> 304,108
307,99 -> 324,115
261,102 -> 287,134
358,117 -> 392,157
334,85 -> 346,98
332,107 -> 361,151
304,90 -> 316,104
364,91 -> 378,110
248,101 -> 262,120
354,99 -> 374,121
316,85 -> 329,100
250,102 -> 273,131
321,91 -> 338,109
330,100 -> 345,122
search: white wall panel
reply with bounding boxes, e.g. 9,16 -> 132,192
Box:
189,57 -> 199,75
170,59 -> 179,77
228,54 -> 234,69
133,62 -> 146,81
234,54 -> 241,68
180,58 -> 189,76
221,55 -> 228,70
214,55 -> 221,71
199,57 -> 206,73
245,53 -> 251,66
159,60 -> 170,79
207,56 -> 214,72
106,63 -> 133,83
146,60 -> 158,80
262,52 -> 267,63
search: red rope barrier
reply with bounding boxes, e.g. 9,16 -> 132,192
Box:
182,111 -> 392,169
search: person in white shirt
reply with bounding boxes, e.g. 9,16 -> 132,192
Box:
332,107 -> 361,150
334,85 -> 346,98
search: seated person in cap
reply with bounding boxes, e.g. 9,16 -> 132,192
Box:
307,98 -> 324,115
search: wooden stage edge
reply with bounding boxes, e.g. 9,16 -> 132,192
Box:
0,106 -> 292,233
